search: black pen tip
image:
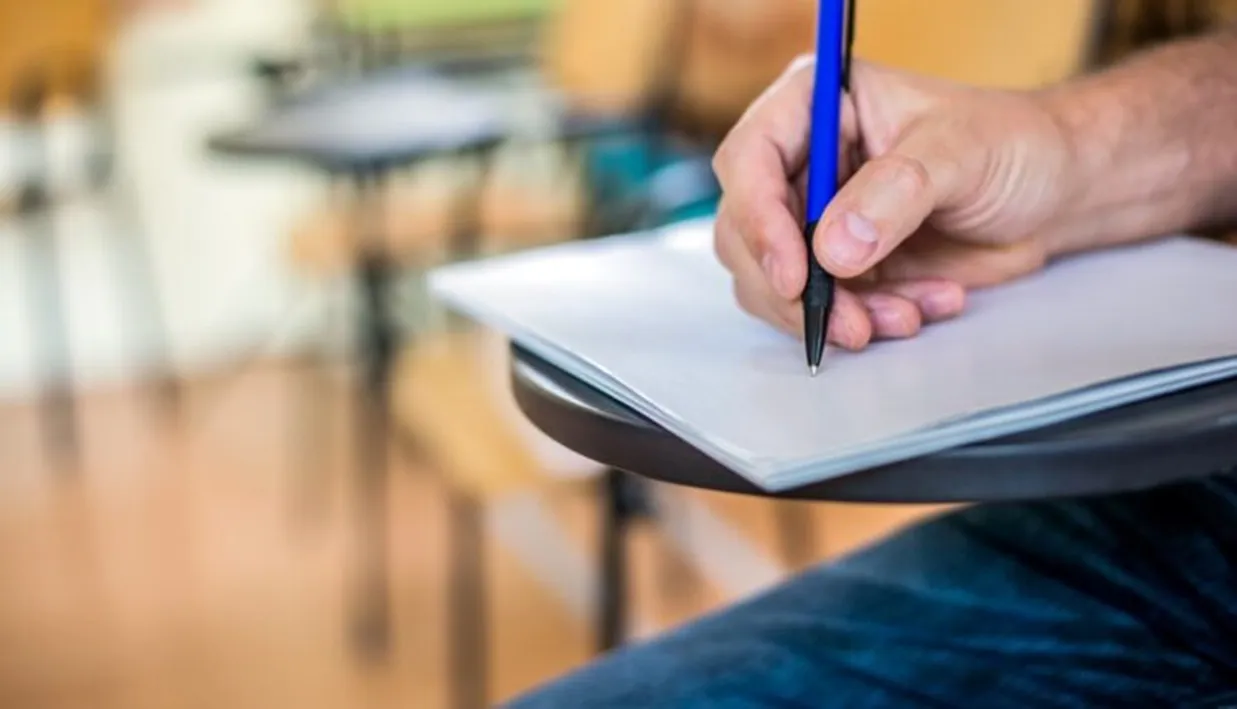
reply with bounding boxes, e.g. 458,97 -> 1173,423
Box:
804,304 -> 828,373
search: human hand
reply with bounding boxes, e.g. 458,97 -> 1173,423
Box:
712,56 -> 1075,350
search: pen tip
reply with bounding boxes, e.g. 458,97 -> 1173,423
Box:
810,365 -> 820,377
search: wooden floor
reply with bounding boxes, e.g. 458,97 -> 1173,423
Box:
0,360 -> 942,708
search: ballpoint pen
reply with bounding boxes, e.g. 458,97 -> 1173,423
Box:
804,0 -> 856,376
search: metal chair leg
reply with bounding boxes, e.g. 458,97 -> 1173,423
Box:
349,171 -> 395,661
75,56 -> 182,422
775,502 -> 820,571
18,182 -> 80,472
290,347 -> 334,529
449,491 -> 488,709
100,172 -> 183,421
599,467 -> 631,652
12,72 -> 80,473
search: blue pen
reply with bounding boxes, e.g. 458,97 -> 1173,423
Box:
803,0 -> 855,375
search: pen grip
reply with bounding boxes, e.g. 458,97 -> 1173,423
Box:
803,220 -> 835,311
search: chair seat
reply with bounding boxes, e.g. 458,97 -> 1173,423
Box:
391,329 -> 599,499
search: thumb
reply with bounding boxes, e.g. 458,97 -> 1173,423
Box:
814,123 -> 965,279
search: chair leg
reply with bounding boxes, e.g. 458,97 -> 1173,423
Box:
18,182 -> 80,473
775,502 -> 820,571
349,250 -> 394,661
13,80 -> 80,473
290,345 -> 334,529
80,68 -> 182,422
349,169 -> 396,661
599,467 -> 631,652
449,491 -> 488,709
101,171 -> 183,421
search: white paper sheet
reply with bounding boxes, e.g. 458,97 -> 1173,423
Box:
429,219 -> 1237,492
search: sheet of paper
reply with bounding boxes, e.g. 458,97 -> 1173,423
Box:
429,219 -> 1237,491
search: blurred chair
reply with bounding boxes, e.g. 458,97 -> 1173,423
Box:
260,2 -> 807,701
0,0 -> 181,471
1092,0 -> 1237,66
853,0 -> 1102,87
390,328 -> 599,709
282,0 -> 823,273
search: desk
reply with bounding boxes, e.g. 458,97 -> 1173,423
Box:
209,67 -> 637,709
510,343 -> 1237,645
511,345 -> 1237,504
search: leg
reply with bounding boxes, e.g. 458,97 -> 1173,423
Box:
505,474 -> 1237,708
13,74 -> 80,473
449,490 -> 488,709
774,502 -> 819,570
349,172 -> 396,660
75,57 -> 182,420
599,468 -> 633,652
18,175 -> 80,472
289,344 -> 334,528
97,144 -> 182,419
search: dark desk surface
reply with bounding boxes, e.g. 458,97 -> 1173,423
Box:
510,345 -> 1237,504
209,66 -> 634,171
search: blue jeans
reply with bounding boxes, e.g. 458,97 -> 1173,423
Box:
505,474 -> 1237,708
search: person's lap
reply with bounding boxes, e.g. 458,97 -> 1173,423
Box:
505,473 -> 1237,708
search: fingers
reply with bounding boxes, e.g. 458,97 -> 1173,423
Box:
860,292 -> 920,340
712,58 -> 816,300
813,123 -> 966,280
856,279 -> 967,341
877,279 -> 967,322
721,212 -> 874,350
877,235 -> 1048,288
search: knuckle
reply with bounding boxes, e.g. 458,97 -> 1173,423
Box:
711,138 -> 740,185
732,279 -> 755,313
732,279 -> 765,319
711,143 -> 730,179
879,153 -> 933,198
786,53 -> 815,77
713,225 -> 737,270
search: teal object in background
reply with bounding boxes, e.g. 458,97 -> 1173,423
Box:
336,0 -> 558,30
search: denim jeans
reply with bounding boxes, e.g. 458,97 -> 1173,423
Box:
505,473 -> 1237,708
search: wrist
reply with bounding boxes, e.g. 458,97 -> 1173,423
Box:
1030,27 -> 1237,259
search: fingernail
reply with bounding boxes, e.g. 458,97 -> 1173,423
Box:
922,289 -> 962,320
761,253 -> 784,295
822,213 -> 879,270
870,304 -> 907,333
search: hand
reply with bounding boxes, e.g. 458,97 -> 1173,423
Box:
711,56 -> 1076,349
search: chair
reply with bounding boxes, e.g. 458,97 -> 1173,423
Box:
1092,0 -> 1237,66
0,0 -> 180,472
853,0 -> 1103,87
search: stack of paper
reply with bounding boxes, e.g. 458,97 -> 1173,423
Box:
428,219 -> 1237,492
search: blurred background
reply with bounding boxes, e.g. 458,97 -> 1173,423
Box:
1,1 -> 1235,707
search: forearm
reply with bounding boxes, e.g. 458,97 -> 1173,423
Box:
1039,24 -> 1237,256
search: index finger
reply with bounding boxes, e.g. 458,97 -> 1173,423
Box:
711,57 -> 817,299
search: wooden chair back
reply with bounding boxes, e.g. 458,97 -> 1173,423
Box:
541,0 -> 1105,139
0,0 -> 115,112
853,0 -> 1102,88
1094,0 -> 1237,65
540,0 -> 815,138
